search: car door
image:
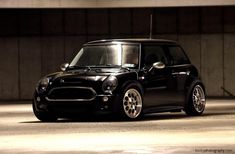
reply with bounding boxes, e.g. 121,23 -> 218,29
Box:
166,45 -> 192,106
142,44 -> 175,108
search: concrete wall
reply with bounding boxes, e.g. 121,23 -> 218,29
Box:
1,0 -> 235,8
0,7 -> 235,100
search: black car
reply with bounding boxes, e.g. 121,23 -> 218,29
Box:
33,39 -> 206,121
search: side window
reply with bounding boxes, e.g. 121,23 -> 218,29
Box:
122,44 -> 139,67
142,45 -> 169,68
168,46 -> 190,65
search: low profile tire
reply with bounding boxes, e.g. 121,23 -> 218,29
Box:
32,99 -> 57,122
185,84 -> 206,116
119,84 -> 143,120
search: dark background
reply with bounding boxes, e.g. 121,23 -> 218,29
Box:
0,7 -> 235,100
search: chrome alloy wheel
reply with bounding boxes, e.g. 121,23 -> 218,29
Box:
192,85 -> 206,113
123,88 -> 142,119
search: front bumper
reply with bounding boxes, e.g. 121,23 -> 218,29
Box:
33,90 -> 119,114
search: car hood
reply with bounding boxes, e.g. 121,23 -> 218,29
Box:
48,67 -> 132,82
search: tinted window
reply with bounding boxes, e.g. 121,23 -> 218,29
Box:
122,44 -> 139,68
168,46 -> 189,65
142,45 -> 169,67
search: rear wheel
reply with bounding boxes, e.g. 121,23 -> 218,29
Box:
32,99 -> 57,122
185,84 -> 206,116
119,84 -> 143,119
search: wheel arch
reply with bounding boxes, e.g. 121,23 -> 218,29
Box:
185,79 -> 206,109
112,80 -> 144,118
119,80 -> 144,96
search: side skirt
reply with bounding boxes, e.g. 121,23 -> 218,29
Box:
142,106 -> 184,114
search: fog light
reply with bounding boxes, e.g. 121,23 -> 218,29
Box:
36,97 -> 41,102
102,96 -> 109,102
39,104 -> 47,110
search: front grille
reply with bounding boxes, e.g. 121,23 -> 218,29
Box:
46,87 -> 96,101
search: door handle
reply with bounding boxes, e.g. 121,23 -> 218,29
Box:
171,71 -> 178,75
171,71 -> 190,75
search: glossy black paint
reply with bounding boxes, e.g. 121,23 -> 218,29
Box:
33,39 -> 204,117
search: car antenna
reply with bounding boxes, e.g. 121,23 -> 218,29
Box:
149,14 -> 153,39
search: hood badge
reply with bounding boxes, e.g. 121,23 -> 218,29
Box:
60,79 -> 83,84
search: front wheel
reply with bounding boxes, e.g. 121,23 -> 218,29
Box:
185,84 -> 206,116
120,86 -> 143,119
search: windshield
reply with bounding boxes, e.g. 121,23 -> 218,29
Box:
70,44 -> 139,68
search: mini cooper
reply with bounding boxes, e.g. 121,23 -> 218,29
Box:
33,39 -> 206,121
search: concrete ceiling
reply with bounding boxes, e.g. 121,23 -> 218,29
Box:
0,0 -> 235,8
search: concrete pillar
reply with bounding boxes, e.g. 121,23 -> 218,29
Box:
0,38 -> 19,99
19,37 -> 41,99
224,34 -> 235,96
201,34 -> 223,96
41,36 -> 65,76
178,35 -> 201,73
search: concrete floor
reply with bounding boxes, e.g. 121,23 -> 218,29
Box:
0,99 -> 234,154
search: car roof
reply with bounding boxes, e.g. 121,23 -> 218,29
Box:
85,38 -> 178,45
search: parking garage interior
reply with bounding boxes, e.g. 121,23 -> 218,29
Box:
1,4 -> 235,100
0,0 -> 235,154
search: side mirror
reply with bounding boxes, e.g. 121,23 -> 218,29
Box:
153,62 -> 165,69
149,62 -> 165,72
60,63 -> 69,71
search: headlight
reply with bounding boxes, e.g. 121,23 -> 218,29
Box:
39,77 -> 50,90
102,76 -> 118,94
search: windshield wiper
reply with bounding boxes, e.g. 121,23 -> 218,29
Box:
105,64 -> 130,71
